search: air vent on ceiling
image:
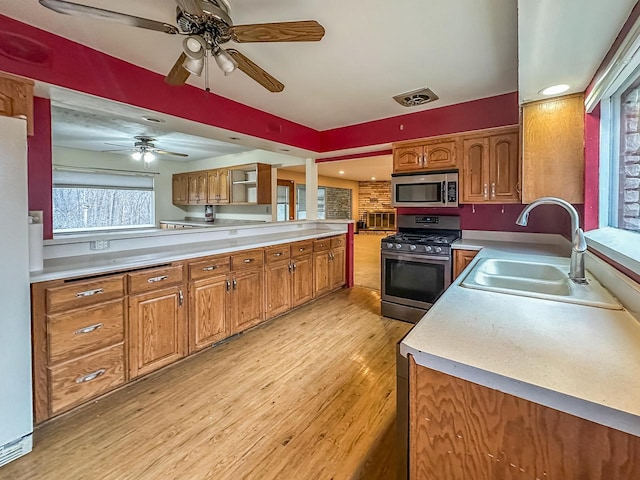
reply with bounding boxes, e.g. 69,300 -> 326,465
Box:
393,88 -> 439,107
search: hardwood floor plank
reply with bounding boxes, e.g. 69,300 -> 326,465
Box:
1,287 -> 410,480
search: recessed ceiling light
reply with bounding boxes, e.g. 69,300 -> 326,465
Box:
371,176 -> 376,180
338,170 -> 345,175
539,84 -> 571,96
141,116 -> 164,123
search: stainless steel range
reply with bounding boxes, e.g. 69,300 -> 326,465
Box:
381,215 -> 461,323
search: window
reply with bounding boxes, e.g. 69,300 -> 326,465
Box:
295,185 -> 326,220
53,168 -> 155,233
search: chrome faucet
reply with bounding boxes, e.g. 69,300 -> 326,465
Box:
516,197 -> 588,284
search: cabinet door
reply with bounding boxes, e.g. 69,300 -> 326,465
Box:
490,132 -> 520,203
424,140 -> 457,170
172,174 -> 188,205
313,252 -> 331,297
207,170 -> 219,204
217,169 -> 230,204
230,268 -> 265,334
462,137 -> 491,203
329,247 -> 345,291
393,146 -> 424,172
129,286 -> 186,378
265,261 -> 291,319
453,249 -> 478,279
292,255 -> 314,307
196,172 -> 208,205
188,276 -> 229,353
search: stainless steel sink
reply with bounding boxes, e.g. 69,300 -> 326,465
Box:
461,257 -> 622,310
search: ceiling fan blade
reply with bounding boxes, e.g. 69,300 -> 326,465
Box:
101,149 -> 132,153
227,49 -> 284,93
104,142 -> 131,148
154,150 -> 189,157
165,53 -> 191,86
229,20 -> 325,43
39,0 -> 178,34
175,0 -> 204,17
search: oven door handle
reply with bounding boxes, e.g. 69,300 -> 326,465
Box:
381,252 -> 451,263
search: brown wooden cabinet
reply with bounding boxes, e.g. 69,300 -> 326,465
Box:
0,72 -> 34,135
409,357 -> 640,480
393,138 -> 458,173
291,252 -> 314,307
313,235 -> 346,297
230,267 -> 265,334
31,273 -> 127,423
188,171 -> 208,205
172,173 -> 189,206
128,264 -> 186,379
461,127 -> 520,204
453,249 -> 479,279
329,246 -> 346,291
207,169 -> 230,204
522,93 -> 585,204
265,245 -> 292,319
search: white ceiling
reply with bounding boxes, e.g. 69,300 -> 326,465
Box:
285,155 -> 393,182
518,0 -> 637,103
3,0 -> 519,130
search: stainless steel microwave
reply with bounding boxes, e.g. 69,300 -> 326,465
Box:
391,171 -> 458,208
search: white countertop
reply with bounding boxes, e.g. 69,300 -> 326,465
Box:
32,227 -> 346,283
401,237 -> 640,437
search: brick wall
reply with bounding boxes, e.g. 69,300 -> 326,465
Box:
358,181 -> 392,219
622,87 -> 640,231
325,187 -> 351,219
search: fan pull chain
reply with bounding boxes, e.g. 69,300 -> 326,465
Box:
204,49 -> 211,92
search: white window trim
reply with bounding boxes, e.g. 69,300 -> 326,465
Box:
586,28 -> 640,275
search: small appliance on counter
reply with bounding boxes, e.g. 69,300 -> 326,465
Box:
204,205 -> 215,222
381,214 -> 461,323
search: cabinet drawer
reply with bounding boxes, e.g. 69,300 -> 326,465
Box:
291,240 -> 313,257
46,275 -> 125,314
265,245 -> 290,265
48,343 -> 125,415
48,299 -> 125,364
128,264 -> 184,294
231,249 -> 264,271
331,235 -> 346,249
313,238 -> 331,252
188,256 -> 230,281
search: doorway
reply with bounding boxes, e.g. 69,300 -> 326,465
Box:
277,179 -> 295,221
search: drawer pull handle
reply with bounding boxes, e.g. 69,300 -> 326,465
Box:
75,368 -> 106,384
76,288 -> 104,298
202,266 -> 218,271
273,252 -> 283,257
74,323 -> 103,335
232,279 -> 237,290
147,275 -> 168,283
243,259 -> 254,263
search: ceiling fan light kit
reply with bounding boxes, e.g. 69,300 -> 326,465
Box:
39,0 -> 326,93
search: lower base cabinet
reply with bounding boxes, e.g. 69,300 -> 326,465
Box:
408,356 -> 640,479
453,249 -> 479,279
31,234 -> 347,422
129,285 -> 186,379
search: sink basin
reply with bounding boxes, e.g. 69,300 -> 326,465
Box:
461,257 -> 622,310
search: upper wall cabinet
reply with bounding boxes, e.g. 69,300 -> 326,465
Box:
393,137 -> 458,173
461,127 -> 520,204
521,94 -> 585,204
0,72 -> 34,136
173,162 -> 272,207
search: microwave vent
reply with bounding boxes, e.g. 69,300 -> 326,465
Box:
393,88 -> 439,107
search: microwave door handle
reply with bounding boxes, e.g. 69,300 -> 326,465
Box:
442,181 -> 447,205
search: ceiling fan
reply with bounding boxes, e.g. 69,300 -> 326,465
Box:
103,136 -> 189,163
39,0 -> 326,92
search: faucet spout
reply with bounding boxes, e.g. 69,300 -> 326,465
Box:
515,197 -> 587,284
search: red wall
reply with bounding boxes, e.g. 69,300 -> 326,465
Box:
397,204 -> 584,238
27,97 -> 53,239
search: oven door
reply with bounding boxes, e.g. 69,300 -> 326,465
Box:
381,251 -> 452,310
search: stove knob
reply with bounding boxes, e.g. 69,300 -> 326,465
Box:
409,245 -> 417,251
424,245 -> 432,253
395,243 -> 403,249
386,242 -> 394,249
434,246 -> 442,253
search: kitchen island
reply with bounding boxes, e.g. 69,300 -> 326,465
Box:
401,235 -> 640,478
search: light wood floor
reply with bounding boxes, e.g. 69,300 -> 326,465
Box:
353,234 -> 385,291
1,287 -> 411,480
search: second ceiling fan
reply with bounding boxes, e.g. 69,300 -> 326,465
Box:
39,0 -> 326,92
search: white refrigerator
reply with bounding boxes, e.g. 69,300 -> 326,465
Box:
0,116 -> 33,466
